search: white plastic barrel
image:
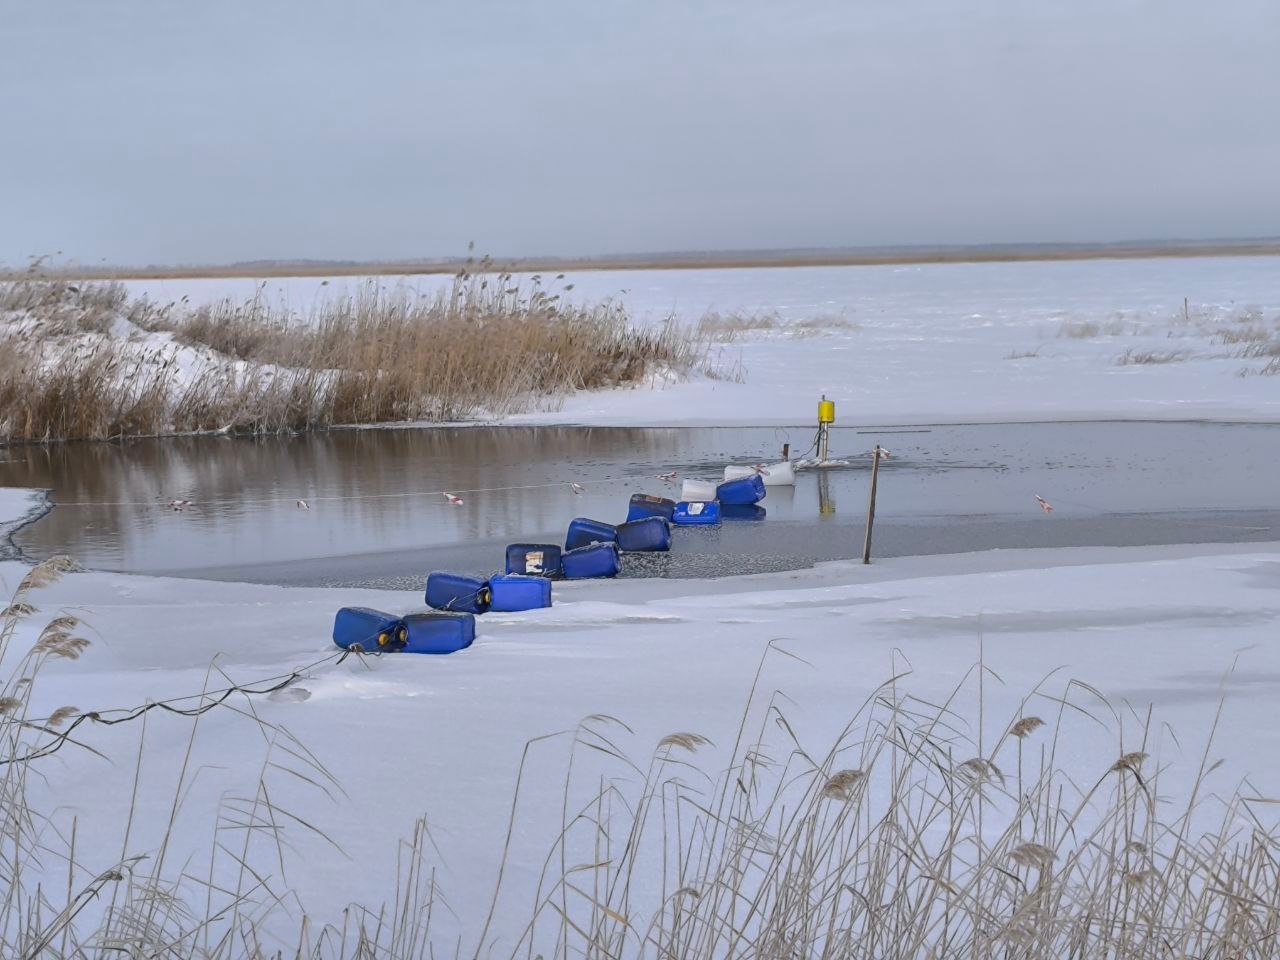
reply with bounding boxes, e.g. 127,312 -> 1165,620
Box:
723,461 -> 796,487
680,478 -> 718,500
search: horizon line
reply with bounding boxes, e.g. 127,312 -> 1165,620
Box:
6,236 -> 1280,281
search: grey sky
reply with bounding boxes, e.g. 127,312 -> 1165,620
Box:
2,0 -> 1278,267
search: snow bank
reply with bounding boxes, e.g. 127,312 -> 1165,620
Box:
0,306 -> 278,392
7,541 -> 1280,947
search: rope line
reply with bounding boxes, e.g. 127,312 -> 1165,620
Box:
2,642 -> 384,767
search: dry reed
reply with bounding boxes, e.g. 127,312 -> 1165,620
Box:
696,311 -> 782,341
695,311 -> 855,342
0,273 -> 714,444
0,272 -> 127,336
1057,319 -> 1126,339
1115,348 -> 1186,366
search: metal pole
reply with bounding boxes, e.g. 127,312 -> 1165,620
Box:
862,445 -> 881,564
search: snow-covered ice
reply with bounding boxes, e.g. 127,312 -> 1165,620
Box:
124,255 -> 1280,425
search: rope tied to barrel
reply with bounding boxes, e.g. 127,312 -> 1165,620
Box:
2,638 -> 394,768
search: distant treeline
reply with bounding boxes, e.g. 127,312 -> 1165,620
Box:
6,238 -> 1280,282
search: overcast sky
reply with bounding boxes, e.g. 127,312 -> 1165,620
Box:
2,0 -> 1277,267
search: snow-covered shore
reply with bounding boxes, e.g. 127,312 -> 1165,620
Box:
4,463 -> 1279,946
7,256 -> 1278,433
125,255 -> 1280,426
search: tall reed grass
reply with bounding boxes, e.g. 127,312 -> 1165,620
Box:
695,311 -> 856,342
0,272 -> 714,443
2,572 -> 1276,958
0,272 -> 128,336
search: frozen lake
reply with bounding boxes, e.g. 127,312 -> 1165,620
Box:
123,255 -> 1280,426
123,254 -> 1280,327
5,421 -> 1277,585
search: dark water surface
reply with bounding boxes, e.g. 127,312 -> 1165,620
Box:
3,422 -> 1277,587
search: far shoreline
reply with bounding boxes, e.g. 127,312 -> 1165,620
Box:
4,415 -> 1279,452
7,239 -> 1280,282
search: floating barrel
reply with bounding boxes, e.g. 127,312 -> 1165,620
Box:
680,479 -> 718,501
505,543 -> 563,578
425,571 -> 492,614
562,542 -> 622,579
616,516 -> 672,552
403,612 -> 476,654
488,573 -> 553,611
333,607 -> 406,652
672,500 -> 721,526
565,517 -> 618,551
722,503 -> 768,522
724,461 -> 796,486
626,493 -> 676,523
716,474 -> 766,506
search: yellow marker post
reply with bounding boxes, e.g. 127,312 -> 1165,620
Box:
817,396 -> 835,462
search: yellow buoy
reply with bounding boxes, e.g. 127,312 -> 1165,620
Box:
818,397 -> 836,424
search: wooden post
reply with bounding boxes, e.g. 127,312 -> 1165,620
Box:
782,442 -> 790,460
1184,297 -> 1189,323
862,445 -> 881,564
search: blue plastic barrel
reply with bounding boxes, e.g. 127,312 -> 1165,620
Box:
721,503 -> 768,521
562,542 -> 622,578
425,572 -> 491,614
672,500 -> 721,525
616,516 -> 672,551
332,607 -> 406,652
489,574 -> 553,611
626,493 -> 676,523
403,612 -> 476,654
565,517 -> 618,551
505,543 -> 563,577
716,474 -> 766,505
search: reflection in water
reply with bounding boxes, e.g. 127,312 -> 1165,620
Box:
817,471 -> 836,517
6,426 -> 812,571
4,421 -> 1279,585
